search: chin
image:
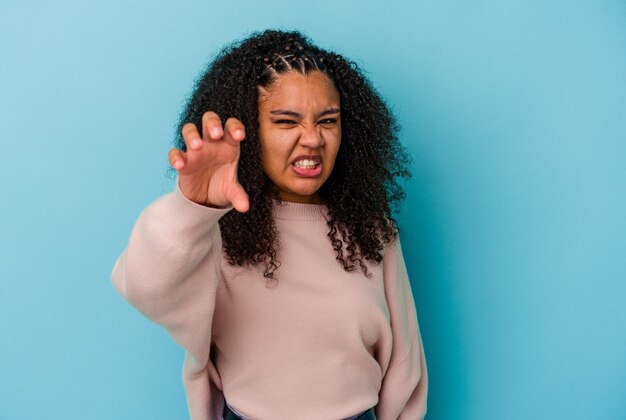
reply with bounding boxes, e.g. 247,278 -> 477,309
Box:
278,185 -> 324,203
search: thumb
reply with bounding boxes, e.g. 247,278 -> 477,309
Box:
227,183 -> 249,213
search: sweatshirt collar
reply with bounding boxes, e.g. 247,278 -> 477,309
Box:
272,199 -> 329,221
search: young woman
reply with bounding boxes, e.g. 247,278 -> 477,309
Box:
112,29 -> 428,420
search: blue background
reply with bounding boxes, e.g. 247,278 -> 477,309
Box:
1,0 -> 625,419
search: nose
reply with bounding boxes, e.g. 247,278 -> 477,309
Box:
298,125 -> 325,148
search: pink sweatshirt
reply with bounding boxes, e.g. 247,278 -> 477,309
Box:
111,183 -> 428,420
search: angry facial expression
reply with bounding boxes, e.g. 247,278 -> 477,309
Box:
257,71 -> 341,204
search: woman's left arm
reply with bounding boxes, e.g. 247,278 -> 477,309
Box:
376,239 -> 428,420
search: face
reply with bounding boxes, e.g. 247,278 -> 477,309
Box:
257,71 -> 341,204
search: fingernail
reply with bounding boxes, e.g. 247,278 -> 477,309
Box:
211,127 -> 221,138
191,138 -> 202,148
235,129 -> 244,139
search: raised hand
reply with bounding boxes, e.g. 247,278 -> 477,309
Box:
168,111 -> 249,212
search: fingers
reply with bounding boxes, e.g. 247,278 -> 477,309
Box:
168,148 -> 186,171
202,112 -> 224,143
181,122 -> 203,151
182,112 -> 245,152
181,111 -> 223,152
223,117 -> 246,146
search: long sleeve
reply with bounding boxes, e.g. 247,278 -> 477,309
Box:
376,239 -> 429,420
111,183 -> 231,420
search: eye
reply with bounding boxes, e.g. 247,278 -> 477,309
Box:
274,119 -> 297,125
319,118 -> 338,125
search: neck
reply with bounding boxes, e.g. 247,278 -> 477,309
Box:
277,191 -> 324,204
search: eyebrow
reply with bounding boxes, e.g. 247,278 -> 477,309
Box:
269,107 -> 340,119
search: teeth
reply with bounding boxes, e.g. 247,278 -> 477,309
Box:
294,159 -> 318,169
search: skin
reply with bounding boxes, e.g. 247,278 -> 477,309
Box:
257,71 -> 341,204
169,112 -> 249,212
169,70 -> 341,210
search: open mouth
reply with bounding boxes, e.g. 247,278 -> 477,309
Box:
293,158 -> 320,169
291,155 -> 323,176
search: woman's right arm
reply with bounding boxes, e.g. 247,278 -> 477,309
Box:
111,183 -> 232,420
111,181 -> 231,363
112,111 -> 248,363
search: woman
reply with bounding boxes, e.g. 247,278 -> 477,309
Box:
112,29 -> 428,420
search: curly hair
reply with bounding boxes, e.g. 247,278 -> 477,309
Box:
174,29 -> 411,279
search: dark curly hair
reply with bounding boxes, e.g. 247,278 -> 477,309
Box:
174,29 -> 411,280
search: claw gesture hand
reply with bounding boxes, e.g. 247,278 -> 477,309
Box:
168,111 -> 249,212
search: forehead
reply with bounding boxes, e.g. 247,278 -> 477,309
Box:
258,71 -> 340,110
